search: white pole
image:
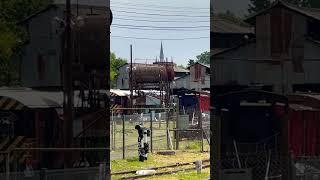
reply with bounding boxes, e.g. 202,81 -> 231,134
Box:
111,111 -> 114,150
233,140 -> 242,169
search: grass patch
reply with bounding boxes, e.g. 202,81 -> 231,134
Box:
184,141 -> 201,150
111,151 -> 210,179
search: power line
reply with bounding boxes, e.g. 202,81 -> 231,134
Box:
111,1 -> 209,10
115,14 -> 208,21
111,35 -> 209,40
111,26 -> 209,31
113,10 -> 209,17
112,24 -> 209,29
111,6 -> 208,14
113,17 -> 209,23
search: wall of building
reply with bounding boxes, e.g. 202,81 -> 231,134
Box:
20,5 -> 108,88
21,7 -> 62,88
213,39 -> 320,93
189,64 -> 210,91
116,65 -> 129,89
171,75 -> 190,89
255,8 -> 307,58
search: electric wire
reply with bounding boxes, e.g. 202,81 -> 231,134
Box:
112,10 -> 209,17
111,6 -> 208,14
110,1 -> 209,10
113,17 -> 209,23
111,35 -> 209,41
112,24 -> 209,29
111,26 -> 209,31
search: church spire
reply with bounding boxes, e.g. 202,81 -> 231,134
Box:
160,41 -> 164,62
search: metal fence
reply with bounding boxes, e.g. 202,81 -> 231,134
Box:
110,110 -> 173,160
220,151 -> 284,180
294,156 -> 320,180
110,109 -> 210,160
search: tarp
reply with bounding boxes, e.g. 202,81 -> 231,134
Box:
288,107 -> 320,156
199,95 -> 210,112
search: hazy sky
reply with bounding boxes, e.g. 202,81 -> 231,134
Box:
110,0 -> 210,66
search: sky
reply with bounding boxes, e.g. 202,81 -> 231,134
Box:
110,0 -> 210,66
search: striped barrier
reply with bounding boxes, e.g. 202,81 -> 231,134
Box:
0,97 -> 25,111
110,104 -> 122,114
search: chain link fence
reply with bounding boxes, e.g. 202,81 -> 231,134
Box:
110,109 -> 210,160
110,110 -> 174,160
294,156 -> 320,180
221,151 -> 284,180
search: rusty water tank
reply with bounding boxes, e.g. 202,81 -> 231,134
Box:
132,64 -> 174,83
72,14 -> 108,73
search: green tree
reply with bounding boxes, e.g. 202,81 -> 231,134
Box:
0,0 -> 51,85
110,52 -> 127,87
195,51 -> 210,65
188,51 -> 210,67
187,59 -> 195,66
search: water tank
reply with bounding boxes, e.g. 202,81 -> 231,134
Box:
72,14 -> 108,73
132,64 -> 174,83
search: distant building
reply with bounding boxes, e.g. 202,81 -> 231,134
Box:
212,1 -> 320,94
171,62 -> 210,91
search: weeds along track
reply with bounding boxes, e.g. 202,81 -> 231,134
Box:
112,159 -> 210,179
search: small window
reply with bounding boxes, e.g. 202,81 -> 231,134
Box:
122,79 -> 124,86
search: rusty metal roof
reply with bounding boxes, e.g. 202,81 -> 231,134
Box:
212,16 -> 254,34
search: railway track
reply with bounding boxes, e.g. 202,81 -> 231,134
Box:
112,159 -> 210,179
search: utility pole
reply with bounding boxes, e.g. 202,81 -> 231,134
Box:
130,45 -> 133,109
63,0 -> 73,168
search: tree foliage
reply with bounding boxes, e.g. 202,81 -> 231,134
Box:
110,52 -> 127,87
188,51 -> 210,67
195,51 -> 210,64
187,59 -> 195,66
248,0 -> 320,15
0,0 -> 51,85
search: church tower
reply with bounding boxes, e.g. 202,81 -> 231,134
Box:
160,42 -> 164,62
